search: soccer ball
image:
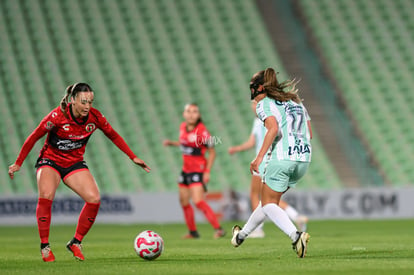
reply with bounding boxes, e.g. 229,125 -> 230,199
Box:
133,230 -> 164,260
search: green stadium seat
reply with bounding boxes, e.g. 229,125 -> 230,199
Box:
0,0 -> 343,194
298,0 -> 414,185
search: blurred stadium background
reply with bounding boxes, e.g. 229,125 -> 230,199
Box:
0,0 -> 413,221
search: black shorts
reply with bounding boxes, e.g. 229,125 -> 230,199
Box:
178,171 -> 207,191
35,158 -> 89,180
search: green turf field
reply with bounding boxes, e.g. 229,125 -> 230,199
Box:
1,220 -> 413,274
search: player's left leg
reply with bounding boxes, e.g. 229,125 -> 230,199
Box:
232,200 -> 267,245
190,184 -> 225,238
64,169 -> 101,261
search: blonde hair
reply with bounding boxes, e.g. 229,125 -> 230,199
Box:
251,68 -> 301,103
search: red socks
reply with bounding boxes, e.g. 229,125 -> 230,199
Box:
182,204 -> 197,231
36,199 -> 100,243
36,198 -> 53,244
195,201 -> 220,229
74,202 -> 100,241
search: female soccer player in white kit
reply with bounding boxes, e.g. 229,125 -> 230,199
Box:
228,101 -> 309,238
231,68 -> 312,258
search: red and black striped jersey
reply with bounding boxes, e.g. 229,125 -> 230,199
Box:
179,121 -> 213,173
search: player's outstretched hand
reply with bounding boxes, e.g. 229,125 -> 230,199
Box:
8,164 -> 21,179
132,157 -> 151,173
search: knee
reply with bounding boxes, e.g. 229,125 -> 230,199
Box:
179,197 -> 189,206
83,192 -> 100,204
38,192 -> 55,201
86,195 -> 100,204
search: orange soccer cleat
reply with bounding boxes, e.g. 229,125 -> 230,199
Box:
41,245 -> 55,262
66,240 -> 85,261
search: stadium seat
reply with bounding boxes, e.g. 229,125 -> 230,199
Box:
297,0 -> 414,185
0,0 -> 342,194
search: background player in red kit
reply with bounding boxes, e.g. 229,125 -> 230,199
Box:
163,103 -> 225,239
8,83 -> 150,262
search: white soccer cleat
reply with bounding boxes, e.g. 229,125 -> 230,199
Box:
231,225 -> 244,247
292,232 -> 310,258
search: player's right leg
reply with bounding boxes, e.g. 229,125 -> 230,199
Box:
279,199 -> 308,232
179,185 -> 199,238
261,184 -> 310,257
36,165 -> 61,262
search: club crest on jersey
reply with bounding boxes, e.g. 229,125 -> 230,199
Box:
45,121 -> 55,130
85,123 -> 96,132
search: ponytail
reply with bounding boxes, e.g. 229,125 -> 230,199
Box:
60,84 -> 73,113
262,67 -> 301,103
263,68 -> 279,88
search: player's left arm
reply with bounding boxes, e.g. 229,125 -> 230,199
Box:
307,120 -> 313,139
97,111 -> 150,173
105,128 -> 151,173
302,103 -> 312,139
203,147 -> 216,184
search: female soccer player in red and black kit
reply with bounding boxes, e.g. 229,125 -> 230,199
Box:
163,103 -> 225,239
8,83 -> 150,262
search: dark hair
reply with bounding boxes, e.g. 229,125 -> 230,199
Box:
60,83 -> 93,112
251,68 -> 301,103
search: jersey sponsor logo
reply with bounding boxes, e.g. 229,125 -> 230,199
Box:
85,123 -> 96,132
51,112 -> 57,118
288,144 -> 311,156
37,159 -> 54,166
68,134 -> 85,138
63,124 -> 70,131
45,121 -> 55,130
192,174 -> 201,182
56,139 -> 85,151
180,145 -> 202,156
49,132 -> 91,151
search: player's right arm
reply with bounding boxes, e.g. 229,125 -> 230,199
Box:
250,116 -> 278,174
162,140 -> 180,147
228,134 -> 255,155
8,110 -> 56,179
